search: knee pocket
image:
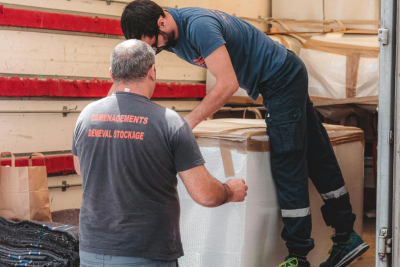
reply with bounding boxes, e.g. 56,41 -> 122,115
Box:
266,105 -> 303,154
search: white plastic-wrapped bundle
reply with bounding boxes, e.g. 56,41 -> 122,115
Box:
177,119 -> 364,266
300,33 -> 379,100
206,35 -> 302,104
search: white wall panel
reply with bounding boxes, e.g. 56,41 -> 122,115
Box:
0,31 -> 206,81
0,100 -> 90,154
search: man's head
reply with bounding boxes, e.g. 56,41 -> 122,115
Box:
110,39 -> 156,97
121,0 -> 177,54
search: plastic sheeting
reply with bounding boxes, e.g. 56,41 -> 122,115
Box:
177,119 -> 364,266
300,33 -> 379,100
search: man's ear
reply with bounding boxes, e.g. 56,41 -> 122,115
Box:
148,64 -> 156,82
157,15 -> 165,28
109,67 -> 114,82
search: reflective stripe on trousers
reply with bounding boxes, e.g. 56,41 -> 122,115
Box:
320,185 -> 348,200
281,207 -> 311,218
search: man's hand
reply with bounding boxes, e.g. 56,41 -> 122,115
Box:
225,179 -> 248,202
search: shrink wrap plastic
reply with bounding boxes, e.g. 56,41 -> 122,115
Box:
177,119 -> 364,266
300,33 -> 379,100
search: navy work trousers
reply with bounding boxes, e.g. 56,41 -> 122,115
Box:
257,49 -> 356,256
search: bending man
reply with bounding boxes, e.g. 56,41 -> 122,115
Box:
120,2 -> 369,266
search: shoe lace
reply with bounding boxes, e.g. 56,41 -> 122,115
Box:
278,257 -> 298,267
328,235 -> 338,255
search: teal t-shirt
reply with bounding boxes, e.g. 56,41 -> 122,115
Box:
165,7 -> 287,100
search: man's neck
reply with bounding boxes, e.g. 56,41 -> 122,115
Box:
164,11 -> 179,41
110,83 -> 151,99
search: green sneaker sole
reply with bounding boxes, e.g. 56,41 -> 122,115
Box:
334,243 -> 370,267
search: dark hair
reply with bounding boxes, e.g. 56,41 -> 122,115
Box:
121,0 -> 165,40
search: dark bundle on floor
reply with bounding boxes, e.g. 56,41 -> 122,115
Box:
0,210 -> 80,267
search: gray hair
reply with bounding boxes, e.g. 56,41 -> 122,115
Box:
110,39 -> 155,83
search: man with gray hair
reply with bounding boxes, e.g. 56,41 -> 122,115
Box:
72,39 -> 248,267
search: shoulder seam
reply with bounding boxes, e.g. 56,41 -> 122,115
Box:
170,122 -> 189,139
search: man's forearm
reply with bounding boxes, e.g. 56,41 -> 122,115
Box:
200,181 -> 233,207
185,81 -> 238,129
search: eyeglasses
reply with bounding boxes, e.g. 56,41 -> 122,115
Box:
152,30 -> 168,55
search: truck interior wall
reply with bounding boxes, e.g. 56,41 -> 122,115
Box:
0,0 -> 273,158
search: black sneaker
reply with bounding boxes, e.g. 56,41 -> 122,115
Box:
320,231 -> 370,267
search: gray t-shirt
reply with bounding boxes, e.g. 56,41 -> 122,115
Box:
72,91 -> 205,260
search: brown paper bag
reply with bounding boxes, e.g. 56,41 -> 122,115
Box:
0,152 -> 52,222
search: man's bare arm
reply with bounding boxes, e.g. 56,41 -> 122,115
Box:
178,165 -> 247,207
73,155 -> 81,175
184,45 -> 239,129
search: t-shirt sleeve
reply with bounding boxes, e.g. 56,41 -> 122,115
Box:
171,123 -> 205,172
188,16 -> 226,59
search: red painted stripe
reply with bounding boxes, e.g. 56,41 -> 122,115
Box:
0,77 -> 111,97
154,82 -> 206,98
0,77 -> 206,98
0,6 -> 123,35
0,154 -> 76,176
